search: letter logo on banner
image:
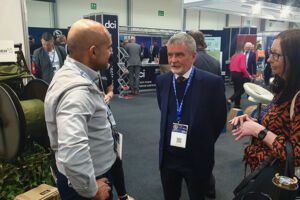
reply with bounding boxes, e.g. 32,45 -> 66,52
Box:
140,69 -> 146,78
105,20 -> 117,29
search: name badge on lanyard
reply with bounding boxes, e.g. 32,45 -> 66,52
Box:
170,123 -> 188,148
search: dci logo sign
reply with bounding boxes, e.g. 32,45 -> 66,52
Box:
105,20 -> 117,29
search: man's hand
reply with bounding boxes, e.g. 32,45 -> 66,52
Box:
104,95 -> 112,104
92,178 -> 111,200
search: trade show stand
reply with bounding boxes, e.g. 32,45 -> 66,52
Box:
139,64 -> 160,92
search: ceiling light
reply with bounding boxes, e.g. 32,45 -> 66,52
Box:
252,3 -> 261,15
280,6 -> 291,18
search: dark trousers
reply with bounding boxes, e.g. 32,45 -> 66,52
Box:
230,72 -> 245,107
111,157 -> 127,197
160,167 -> 208,200
56,157 -> 126,200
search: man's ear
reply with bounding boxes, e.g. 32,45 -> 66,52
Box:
89,45 -> 96,57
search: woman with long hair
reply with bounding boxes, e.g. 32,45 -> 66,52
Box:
231,29 -> 300,172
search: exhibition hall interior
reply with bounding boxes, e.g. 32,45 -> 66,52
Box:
1,0 -> 300,199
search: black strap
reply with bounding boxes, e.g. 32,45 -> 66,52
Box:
234,156 -> 275,195
285,140 -> 295,177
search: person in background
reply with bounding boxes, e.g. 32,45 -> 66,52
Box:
231,29 -> 300,178
244,42 -> 257,77
99,64 -> 114,104
150,41 -> 159,63
56,34 -> 67,49
140,42 -> 149,62
228,43 -> 252,109
31,32 -> 66,84
159,42 -> 169,74
156,32 -> 227,200
98,62 -> 134,200
188,30 -> 221,76
29,35 -> 38,59
124,36 -> 142,95
187,30 -> 221,199
45,19 -> 116,200
264,48 -> 273,86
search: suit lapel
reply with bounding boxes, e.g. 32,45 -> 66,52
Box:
161,73 -> 172,135
189,69 -> 205,129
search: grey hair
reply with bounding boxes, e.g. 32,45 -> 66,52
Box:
167,32 -> 196,53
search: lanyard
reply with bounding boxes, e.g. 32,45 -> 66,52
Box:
257,101 -> 273,124
172,67 -> 195,123
78,67 -> 116,126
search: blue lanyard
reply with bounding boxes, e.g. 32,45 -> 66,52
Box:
172,67 -> 195,123
257,101 -> 273,124
78,67 -> 115,125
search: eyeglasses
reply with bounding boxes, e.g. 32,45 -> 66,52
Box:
269,50 -> 283,61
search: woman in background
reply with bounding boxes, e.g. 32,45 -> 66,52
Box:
228,43 -> 252,109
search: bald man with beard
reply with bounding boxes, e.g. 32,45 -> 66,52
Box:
44,19 -> 115,200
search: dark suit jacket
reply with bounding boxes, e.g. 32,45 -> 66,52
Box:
246,51 -> 256,75
32,45 -> 66,84
159,45 -> 168,65
194,49 -> 221,76
140,47 -> 149,60
156,68 -> 227,178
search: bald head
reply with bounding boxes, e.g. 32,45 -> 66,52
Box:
67,19 -> 112,70
244,42 -> 252,51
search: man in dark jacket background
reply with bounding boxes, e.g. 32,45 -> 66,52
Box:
188,30 -> 222,199
31,32 -> 66,84
188,30 -> 221,76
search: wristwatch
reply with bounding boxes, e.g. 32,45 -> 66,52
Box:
258,128 -> 268,141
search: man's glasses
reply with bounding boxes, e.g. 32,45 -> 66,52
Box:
269,50 -> 283,61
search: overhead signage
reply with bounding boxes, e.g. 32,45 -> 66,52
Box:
158,10 -> 165,16
0,40 -> 16,62
91,3 -> 97,10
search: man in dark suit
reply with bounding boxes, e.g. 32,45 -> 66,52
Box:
31,32 -> 67,84
156,32 -> 227,200
244,42 -> 256,76
188,30 -> 221,76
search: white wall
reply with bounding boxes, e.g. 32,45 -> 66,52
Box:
228,14 -> 241,27
186,9 -> 226,31
25,0 -> 293,32
244,17 -> 260,29
26,0 -> 182,30
56,0 -> 127,28
199,10 -> 225,30
26,0 -> 53,27
132,0 -> 183,30
1,0 -> 30,65
186,9 -> 199,31
265,20 -> 289,32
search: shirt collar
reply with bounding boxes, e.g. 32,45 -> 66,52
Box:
66,56 -> 100,82
174,66 -> 193,80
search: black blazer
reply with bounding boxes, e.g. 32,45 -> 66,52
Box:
156,68 -> 227,178
246,51 -> 256,75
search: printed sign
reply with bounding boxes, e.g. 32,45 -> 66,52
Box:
0,41 -> 16,62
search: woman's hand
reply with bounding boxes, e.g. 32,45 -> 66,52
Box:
231,114 -> 265,141
230,114 -> 251,127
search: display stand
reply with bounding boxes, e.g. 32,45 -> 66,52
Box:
117,47 -> 132,99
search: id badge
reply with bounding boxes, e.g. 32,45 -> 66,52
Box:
170,123 -> 188,148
